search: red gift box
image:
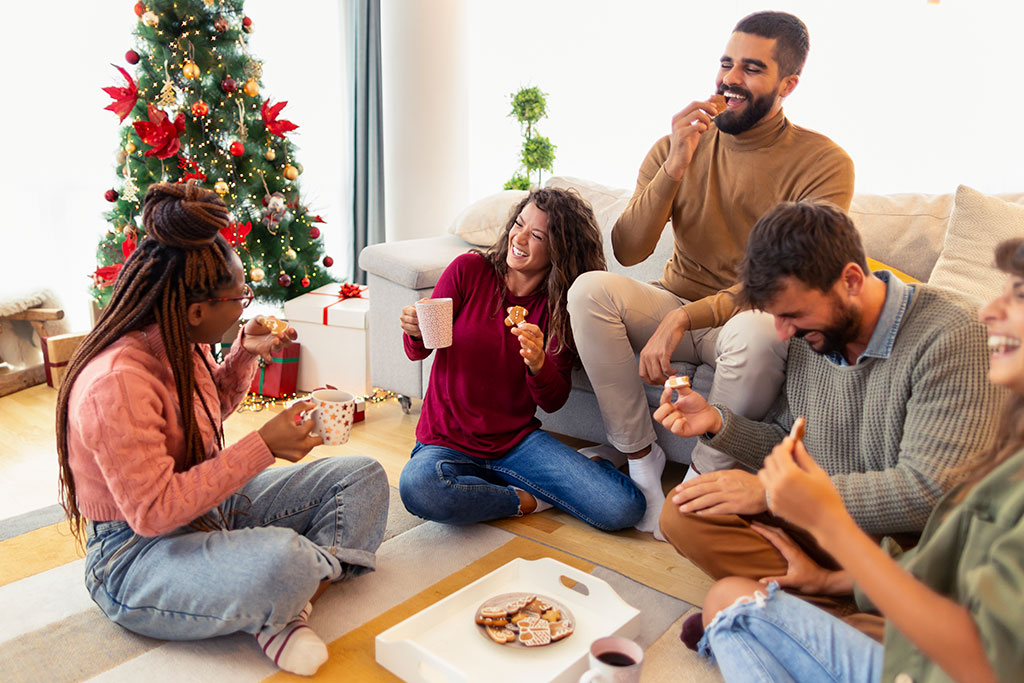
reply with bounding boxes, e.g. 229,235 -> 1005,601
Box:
249,342 -> 300,397
354,396 -> 365,422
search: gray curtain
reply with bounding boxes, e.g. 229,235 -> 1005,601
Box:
352,0 -> 385,284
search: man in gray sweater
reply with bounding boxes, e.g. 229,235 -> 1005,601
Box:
655,200 -> 1004,637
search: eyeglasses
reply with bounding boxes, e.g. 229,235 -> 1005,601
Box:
202,284 -> 254,308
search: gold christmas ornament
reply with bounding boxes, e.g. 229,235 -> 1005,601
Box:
142,11 -> 159,27
284,248 -> 297,261
183,61 -> 201,80
214,180 -> 229,195
250,266 -> 265,282
264,148 -> 276,161
115,149 -> 127,165
243,79 -> 259,97
125,141 -> 136,154
283,164 -> 299,181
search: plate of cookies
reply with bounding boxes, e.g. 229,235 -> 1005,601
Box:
475,592 -> 575,648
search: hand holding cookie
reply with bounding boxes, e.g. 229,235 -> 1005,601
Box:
709,93 -> 727,117
243,315 -> 297,361
511,322 -> 545,375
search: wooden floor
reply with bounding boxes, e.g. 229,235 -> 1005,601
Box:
0,382 -> 711,605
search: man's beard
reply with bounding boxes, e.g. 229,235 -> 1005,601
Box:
795,299 -> 862,357
714,86 -> 775,135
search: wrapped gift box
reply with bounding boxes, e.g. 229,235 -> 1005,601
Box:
283,283 -> 370,394
249,342 -> 300,398
41,333 -> 87,390
354,395 -> 365,422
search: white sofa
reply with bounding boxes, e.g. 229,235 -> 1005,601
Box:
359,177 -> 1024,464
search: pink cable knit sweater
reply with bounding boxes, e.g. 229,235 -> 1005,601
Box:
67,324 -> 274,537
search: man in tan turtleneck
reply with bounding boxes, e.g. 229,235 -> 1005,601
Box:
567,11 -> 854,539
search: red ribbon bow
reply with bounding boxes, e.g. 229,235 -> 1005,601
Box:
338,283 -> 366,300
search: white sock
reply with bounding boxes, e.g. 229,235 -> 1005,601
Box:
628,442 -> 667,541
513,486 -> 553,514
578,444 -> 628,469
256,602 -> 328,676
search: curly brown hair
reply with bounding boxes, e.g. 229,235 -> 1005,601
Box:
474,187 -> 606,359
56,180 -> 235,540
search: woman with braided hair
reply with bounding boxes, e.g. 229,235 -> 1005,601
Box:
56,181 -> 388,676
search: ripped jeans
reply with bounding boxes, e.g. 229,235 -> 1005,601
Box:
699,582 -> 884,683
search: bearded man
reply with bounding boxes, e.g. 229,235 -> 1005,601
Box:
567,11 -> 854,539
655,200 -> 1004,641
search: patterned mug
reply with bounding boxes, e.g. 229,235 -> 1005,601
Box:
308,389 -> 356,446
414,297 -> 453,349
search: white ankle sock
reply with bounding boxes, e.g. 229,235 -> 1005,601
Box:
578,444 -> 628,469
256,602 -> 328,676
513,486 -> 553,514
628,443 -> 667,541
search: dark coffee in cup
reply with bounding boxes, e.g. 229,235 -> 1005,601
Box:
596,652 -> 636,667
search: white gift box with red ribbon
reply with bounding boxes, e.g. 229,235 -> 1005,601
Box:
283,283 -> 370,394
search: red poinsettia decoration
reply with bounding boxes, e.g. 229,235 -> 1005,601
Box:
176,156 -> 207,183
133,104 -> 186,159
220,221 -> 252,247
121,231 -> 138,260
102,65 -> 138,122
261,100 -> 299,138
93,264 -> 123,288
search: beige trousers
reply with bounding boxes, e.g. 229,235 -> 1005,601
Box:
567,271 -> 787,472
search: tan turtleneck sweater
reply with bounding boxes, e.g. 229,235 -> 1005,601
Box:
612,109 -> 855,330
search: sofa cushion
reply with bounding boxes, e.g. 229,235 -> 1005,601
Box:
448,189 -> 528,247
849,193 -> 953,283
359,235 -> 473,290
928,185 -> 1024,306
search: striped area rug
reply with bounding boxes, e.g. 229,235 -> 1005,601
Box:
0,488 -> 697,682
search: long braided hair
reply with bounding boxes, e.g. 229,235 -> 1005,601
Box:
56,180 -> 234,540
475,187 -> 606,361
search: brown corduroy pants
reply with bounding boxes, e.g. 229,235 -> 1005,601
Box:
659,497 -> 889,642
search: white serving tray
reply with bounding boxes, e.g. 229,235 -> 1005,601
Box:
375,557 -> 640,683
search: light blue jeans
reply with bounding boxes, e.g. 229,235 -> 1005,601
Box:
399,429 -> 645,530
84,456 -> 389,640
699,582 -> 885,682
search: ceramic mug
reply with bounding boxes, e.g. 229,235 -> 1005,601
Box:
414,297 -> 453,349
578,636 -> 644,683
306,389 -> 356,446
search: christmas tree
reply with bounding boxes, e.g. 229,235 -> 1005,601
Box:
95,0 -> 336,308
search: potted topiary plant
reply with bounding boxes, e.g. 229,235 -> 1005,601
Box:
505,86 -> 556,190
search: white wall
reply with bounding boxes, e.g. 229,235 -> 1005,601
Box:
461,0 -> 1024,204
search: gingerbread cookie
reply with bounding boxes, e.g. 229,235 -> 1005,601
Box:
790,416 -> 806,443
709,93 -> 727,116
517,616 -> 552,647
504,305 -> 529,327
261,316 -> 288,335
474,592 -> 574,648
665,375 -> 690,390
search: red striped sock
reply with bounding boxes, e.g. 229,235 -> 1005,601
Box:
256,603 -> 328,676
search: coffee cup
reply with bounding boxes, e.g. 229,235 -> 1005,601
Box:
305,389 -> 356,446
578,636 -> 643,683
414,297 -> 453,349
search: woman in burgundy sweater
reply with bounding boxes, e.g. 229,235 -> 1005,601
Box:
399,188 -> 644,529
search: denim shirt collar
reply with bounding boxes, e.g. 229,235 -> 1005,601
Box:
825,270 -> 916,366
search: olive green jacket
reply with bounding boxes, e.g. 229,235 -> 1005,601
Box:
856,447 -> 1024,682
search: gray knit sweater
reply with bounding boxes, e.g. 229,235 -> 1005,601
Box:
706,285 -> 1005,534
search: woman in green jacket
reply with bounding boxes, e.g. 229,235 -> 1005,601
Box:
698,237 -> 1024,683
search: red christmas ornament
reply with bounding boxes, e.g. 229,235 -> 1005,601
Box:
125,50 -> 140,64
308,226 -> 321,239
221,76 -> 237,93
191,100 -> 209,117
134,2 -> 146,17
277,273 -> 292,288
229,141 -> 245,157
105,189 -> 119,202
242,16 -> 253,31
300,277 -> 310,288
323,256 -> 334,267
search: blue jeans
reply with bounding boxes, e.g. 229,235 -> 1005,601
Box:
84,456 -> 388,640
699,582 -> 884,683
399,429 -> 645,530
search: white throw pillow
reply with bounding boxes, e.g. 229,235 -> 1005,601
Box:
448,190 -> 529,247
929,185 -> 1024,306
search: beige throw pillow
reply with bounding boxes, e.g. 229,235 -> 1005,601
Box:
928,185 -> 1024,306
449,190 -> 529,247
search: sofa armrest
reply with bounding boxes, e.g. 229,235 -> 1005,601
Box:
359,235 -> 474,290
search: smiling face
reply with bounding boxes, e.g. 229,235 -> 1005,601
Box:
714,32 -> 798,135
765,276 -> 862,356
506,202 -> 551,278
187,249 -> 247,344
980,274 -> 1024,395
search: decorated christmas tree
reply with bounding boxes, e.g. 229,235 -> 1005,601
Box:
95,0 -> 336,308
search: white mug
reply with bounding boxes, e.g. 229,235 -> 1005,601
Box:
306,389 -> 356,446
415,297 -> 453,349
578,636 -> 643,683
